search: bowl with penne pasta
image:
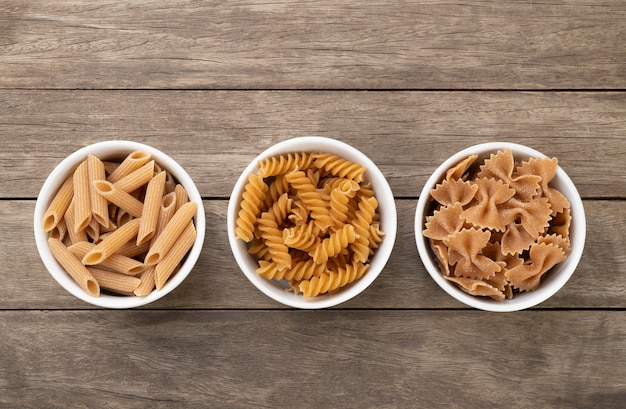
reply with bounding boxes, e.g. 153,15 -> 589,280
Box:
415,142 -> 585,312
34,141 -> 205,308
228,136 -> 397,309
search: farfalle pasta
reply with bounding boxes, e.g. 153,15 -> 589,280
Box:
423,148 -> 571,301
235,151 -> 383,298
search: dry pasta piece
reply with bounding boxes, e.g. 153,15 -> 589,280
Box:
298,261 -> 369,298
134,266 -> 156,296
445,154 -> 478,181
350,196 -> 378,263
517,156 -> 570,214
83,217 -> 142,265
285,170 -> 334,232
501,197 -> 552,239
144,201 -> 197,266
328,179 -> 359,227
549,208 -> 571,238
478,149 -> 541,202
43,174 -> 74,232
174,184 -> 189,213
155,222 -> 196,290
430,179 -> 478,207
312,153 -> 366,183
88,267 -> 141,294
310,223 -> 358,265
461,178 -> 515,231
537,233 -> 571,254
48,237 -> 100,297
235,173 -> 269,242
283,221 -> 320,253
68,241 -> 146,275
93,180 -> 144,218
443,228 -> 501,280
137,171 -> 166,245
444,275 -> 505,301
257,258 -> 327,282
73,160 -> 92,233
64,200 -> 88,245
113,160 -> 155,193
87,154 -> 109,228
107,151 -> 152,183
505,242 -> 566,291
258,152 -> 314,177
423,202 -> 465,241
257,195 -> 292,271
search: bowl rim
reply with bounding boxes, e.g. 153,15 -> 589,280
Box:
227,136 -> 397,309
33,140 -> 206,309
414,141 -> 586,312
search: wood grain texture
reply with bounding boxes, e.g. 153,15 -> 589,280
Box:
5,199 -> 624,310
1,90 -> 625,198
1,310 -> 624,408
1,1 -> 625,90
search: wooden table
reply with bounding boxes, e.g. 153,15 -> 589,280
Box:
2,2 -> 625,407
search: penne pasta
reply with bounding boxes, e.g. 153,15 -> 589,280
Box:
137,171 -> 166,245
134,266 -> 156,296
144,201 -> 197,266
87,267 -> 141,293
73,160 -> 92,233
113,160 -> 155,193
107,151 -> 152,183
164,171 -> 176,194
64,200 -> 88,245
93,180 -> 143,218
85,217 -> 101,242
153,192 -> 177,241
48,237 -> 100,297
82,217 -> 141,265
116,240 -> 151,259
174,183 -> 188,212
69,241 -> 146,275
87,154 -> 109,228
155,222 -> 196,290
42,174 -> 74,232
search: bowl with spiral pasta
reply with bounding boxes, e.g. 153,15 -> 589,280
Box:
228,136 -> 397,308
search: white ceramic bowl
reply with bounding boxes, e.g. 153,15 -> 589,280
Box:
228,136 -> 397,309
415,142 -> 585,312
34,141 -> 206,308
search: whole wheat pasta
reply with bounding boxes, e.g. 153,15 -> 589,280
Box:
144,201 -> 197,266
87,267 -> 141,293
82,217 -> 142,265
153,192 -> 177,241
113,160 -> 155,193
87,154 -> 109,228
42,174 -> 74,232
73,160 -> 92,233
116,240 -> 151,259
154,222 -> 196,290
107,151 -> 152,183
69,241 -> 146,275
93,180 -> 143,218
134,266 -> 156,296
174,184 -> 188,212
50,218 -> 68,242
48,237 -> 100,297
164,172 -> 176,194
64,201 -> 88,245
137,171 -> 166,245
86,217 -> 101,242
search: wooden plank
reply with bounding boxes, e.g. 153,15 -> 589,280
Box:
5,199 -> 624,309
1,90 -> 625,199
1,1 -> 625,90
0,310 -> 624,408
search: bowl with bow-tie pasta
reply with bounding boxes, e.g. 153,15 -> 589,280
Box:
415,142 -> 585,312
228,136 -> 397,309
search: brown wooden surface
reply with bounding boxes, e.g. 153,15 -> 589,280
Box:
1,1 -> 625,408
